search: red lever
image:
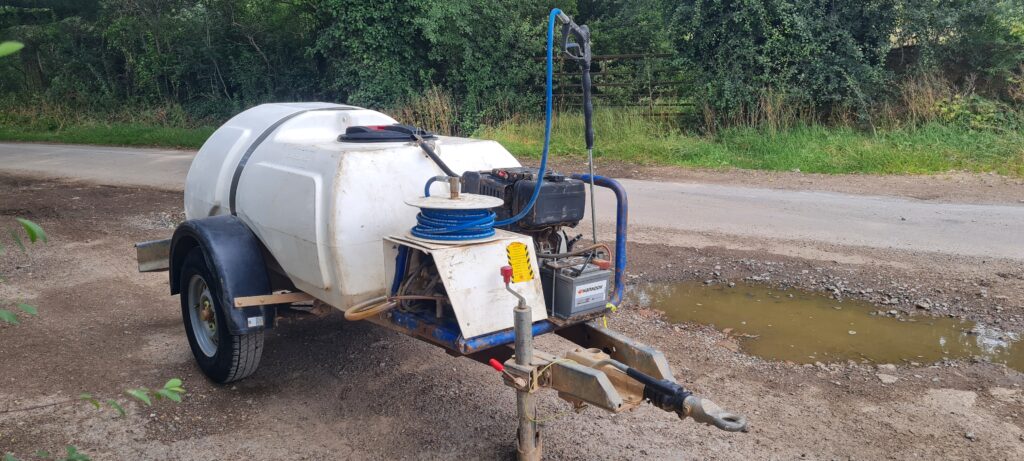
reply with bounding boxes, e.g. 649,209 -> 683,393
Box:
488,358 -> 505,372
500,266 -> 513,284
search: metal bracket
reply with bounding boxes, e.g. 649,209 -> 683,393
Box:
504,350 -> 625,412
557,321 -> 675,381
503,361 -> 537,392
135,238 -> 171,272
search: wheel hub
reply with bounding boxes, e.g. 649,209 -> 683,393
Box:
187,275 -> 219,357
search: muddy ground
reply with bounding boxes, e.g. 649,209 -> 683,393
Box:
1,172 -> 1022,460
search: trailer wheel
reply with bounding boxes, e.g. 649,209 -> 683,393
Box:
179,247 -> 263,383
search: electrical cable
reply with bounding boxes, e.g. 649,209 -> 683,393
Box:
534,243 -> 611,259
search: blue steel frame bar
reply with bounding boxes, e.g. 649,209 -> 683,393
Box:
386,308 -> 558,355
570,174 -> 628,306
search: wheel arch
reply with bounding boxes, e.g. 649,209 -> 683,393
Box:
169,215 -> 277,334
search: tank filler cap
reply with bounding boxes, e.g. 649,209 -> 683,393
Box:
339,124 -> 436,142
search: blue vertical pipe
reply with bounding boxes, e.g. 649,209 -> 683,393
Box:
571,174 -> 627,306
390,246 -> 409,296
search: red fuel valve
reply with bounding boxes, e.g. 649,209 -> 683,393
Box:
500,265 -> 513,284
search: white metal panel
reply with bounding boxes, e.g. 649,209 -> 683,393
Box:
384,231 -> 547,338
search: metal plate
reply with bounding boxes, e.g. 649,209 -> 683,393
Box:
383,230 -> 547,339
135,238 -> 171,272
405,193 -> 504,210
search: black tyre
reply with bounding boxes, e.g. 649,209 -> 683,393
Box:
179,247 -> 263,383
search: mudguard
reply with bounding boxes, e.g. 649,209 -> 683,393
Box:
169,215 -> 276,334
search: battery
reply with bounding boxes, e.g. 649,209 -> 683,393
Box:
540,260 -> 612,319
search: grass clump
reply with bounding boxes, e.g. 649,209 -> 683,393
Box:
0,102 -> 214,149
477,110 -> 1024,177
0,123 -> 213,149
2,101 -> 1021,177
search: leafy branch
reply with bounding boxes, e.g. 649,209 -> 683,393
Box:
0,41 -> 23,58
3,218 -> 48,254
2,380 -> 186,460
79,379 -> 186,417
5,446 -> 90,461
1,218 -> 47,325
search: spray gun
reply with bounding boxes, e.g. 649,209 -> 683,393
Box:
556,12 -> 594,153
555,12 -> 599,244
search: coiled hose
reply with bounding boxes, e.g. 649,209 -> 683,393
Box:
413,176 -> 497,241
410,207 -> 497,241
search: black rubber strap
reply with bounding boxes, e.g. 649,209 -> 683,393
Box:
228,107 -> 351,215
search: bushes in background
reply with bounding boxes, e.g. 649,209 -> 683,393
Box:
0,0 -> 553,132
0,1 -> 1022,132
669,0 -> 1024,129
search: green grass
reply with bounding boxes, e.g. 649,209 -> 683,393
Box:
0,122 -> 214,149
1,109 -> 1022,177
476,111 -> 1024,177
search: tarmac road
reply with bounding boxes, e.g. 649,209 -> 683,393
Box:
2,141 -> 1022,260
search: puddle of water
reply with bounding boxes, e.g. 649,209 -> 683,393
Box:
635,282 -> 1023,371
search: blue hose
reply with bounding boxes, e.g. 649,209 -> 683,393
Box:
493,8 -> 560,227
424,176 -> 443,197
411,8 -> 560,239
390,246 -> 409,295
415,177 -> 497,241
411,208 -> 497,241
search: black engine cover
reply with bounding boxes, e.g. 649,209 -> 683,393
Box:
462,167 -> 585,230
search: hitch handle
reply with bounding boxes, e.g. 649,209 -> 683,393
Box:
625,365 -> 748,432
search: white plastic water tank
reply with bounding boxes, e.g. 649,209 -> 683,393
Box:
184,103 -> 521,309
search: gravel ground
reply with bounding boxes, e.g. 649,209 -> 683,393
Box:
1,173 -> 1022,460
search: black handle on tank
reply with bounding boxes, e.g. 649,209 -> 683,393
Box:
560,17 -> 594,150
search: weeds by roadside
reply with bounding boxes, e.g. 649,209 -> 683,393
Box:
3,76 -> 1023,176
478,110 -> 1024,177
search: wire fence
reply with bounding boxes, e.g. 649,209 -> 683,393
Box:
538,53 -> 697,122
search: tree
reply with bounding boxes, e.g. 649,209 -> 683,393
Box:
668,0 -> 898,125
